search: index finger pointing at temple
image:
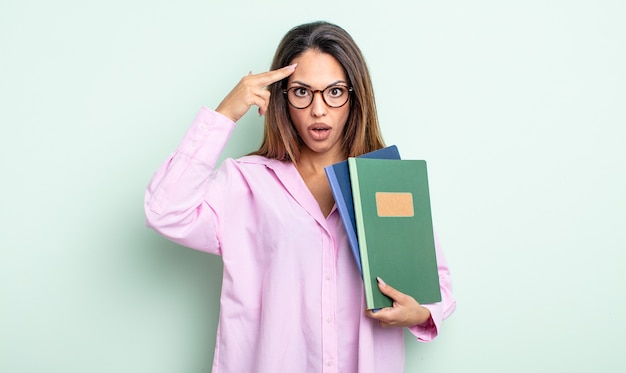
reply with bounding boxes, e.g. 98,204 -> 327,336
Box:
257,64 -> 297,87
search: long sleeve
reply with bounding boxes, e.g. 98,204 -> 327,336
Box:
408,232 -> 456,341
144,107 -> 236,254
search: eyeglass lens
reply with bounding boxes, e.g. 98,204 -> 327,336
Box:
285,86 -> 351,109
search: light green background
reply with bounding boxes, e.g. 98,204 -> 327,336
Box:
1,0 -> 625,372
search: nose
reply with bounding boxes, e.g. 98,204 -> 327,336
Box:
310,91 -> 327,117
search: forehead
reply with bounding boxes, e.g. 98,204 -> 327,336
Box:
288,50 -> 347,86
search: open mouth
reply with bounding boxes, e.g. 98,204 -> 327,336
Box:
312,127 -> 329,133
309,125 -> 331,140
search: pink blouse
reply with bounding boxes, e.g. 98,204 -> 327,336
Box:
144,107 -> 456,373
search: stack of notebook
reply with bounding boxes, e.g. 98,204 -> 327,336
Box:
324,146 -> 442,309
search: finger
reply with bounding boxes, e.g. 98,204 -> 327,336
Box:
254,90 -> 271,116
376,277 -> 403,301
256,63 -> 297,86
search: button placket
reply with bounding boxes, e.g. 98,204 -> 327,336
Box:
321,230 -> 338,373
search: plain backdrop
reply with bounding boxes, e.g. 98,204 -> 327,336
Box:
1,0 -> 625,372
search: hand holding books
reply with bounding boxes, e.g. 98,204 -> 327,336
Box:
365,277 -> 433,328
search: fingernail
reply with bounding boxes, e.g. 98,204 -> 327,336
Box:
286,63 -> 297,70
376,277 -> 386,287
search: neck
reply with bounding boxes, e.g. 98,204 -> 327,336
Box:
297,147 -> 346,174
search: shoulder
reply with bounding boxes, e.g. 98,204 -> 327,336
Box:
228,155 -> 291,172
217,155 -> 273,170
235,154 -> 273,165
218,155 -> 297,185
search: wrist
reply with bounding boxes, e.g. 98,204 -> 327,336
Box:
415,306 -> 432,326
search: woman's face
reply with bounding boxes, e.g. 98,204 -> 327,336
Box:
286,49 -> 350,158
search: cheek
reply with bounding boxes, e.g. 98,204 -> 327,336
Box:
287,107 -> 306,133
336,107 -> 351,128
287,107 -> 299,122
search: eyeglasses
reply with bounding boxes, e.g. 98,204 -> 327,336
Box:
283,85 -> 353,109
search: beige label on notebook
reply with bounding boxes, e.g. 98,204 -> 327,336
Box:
375,192 -> 414,217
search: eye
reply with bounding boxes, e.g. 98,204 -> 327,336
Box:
327,86 -> 347,98
292,87 -> 310,98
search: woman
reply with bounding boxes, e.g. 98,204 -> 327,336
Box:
145,21 -> 455,373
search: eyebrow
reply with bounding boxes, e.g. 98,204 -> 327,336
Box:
289,80 -> 349,89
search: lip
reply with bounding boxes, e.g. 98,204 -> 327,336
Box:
307,123 -> 332,140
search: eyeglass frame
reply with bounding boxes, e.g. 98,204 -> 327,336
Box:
282,84 -> 353,109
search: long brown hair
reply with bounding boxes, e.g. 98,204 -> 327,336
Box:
252,21 -> 385,162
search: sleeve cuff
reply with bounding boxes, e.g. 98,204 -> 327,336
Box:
408,303 -> 441,342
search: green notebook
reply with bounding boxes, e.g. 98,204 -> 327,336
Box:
348,158 -> 442,309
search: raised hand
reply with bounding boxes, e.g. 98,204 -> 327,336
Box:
365,277 -> 432,328
215,64 -> 297,122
